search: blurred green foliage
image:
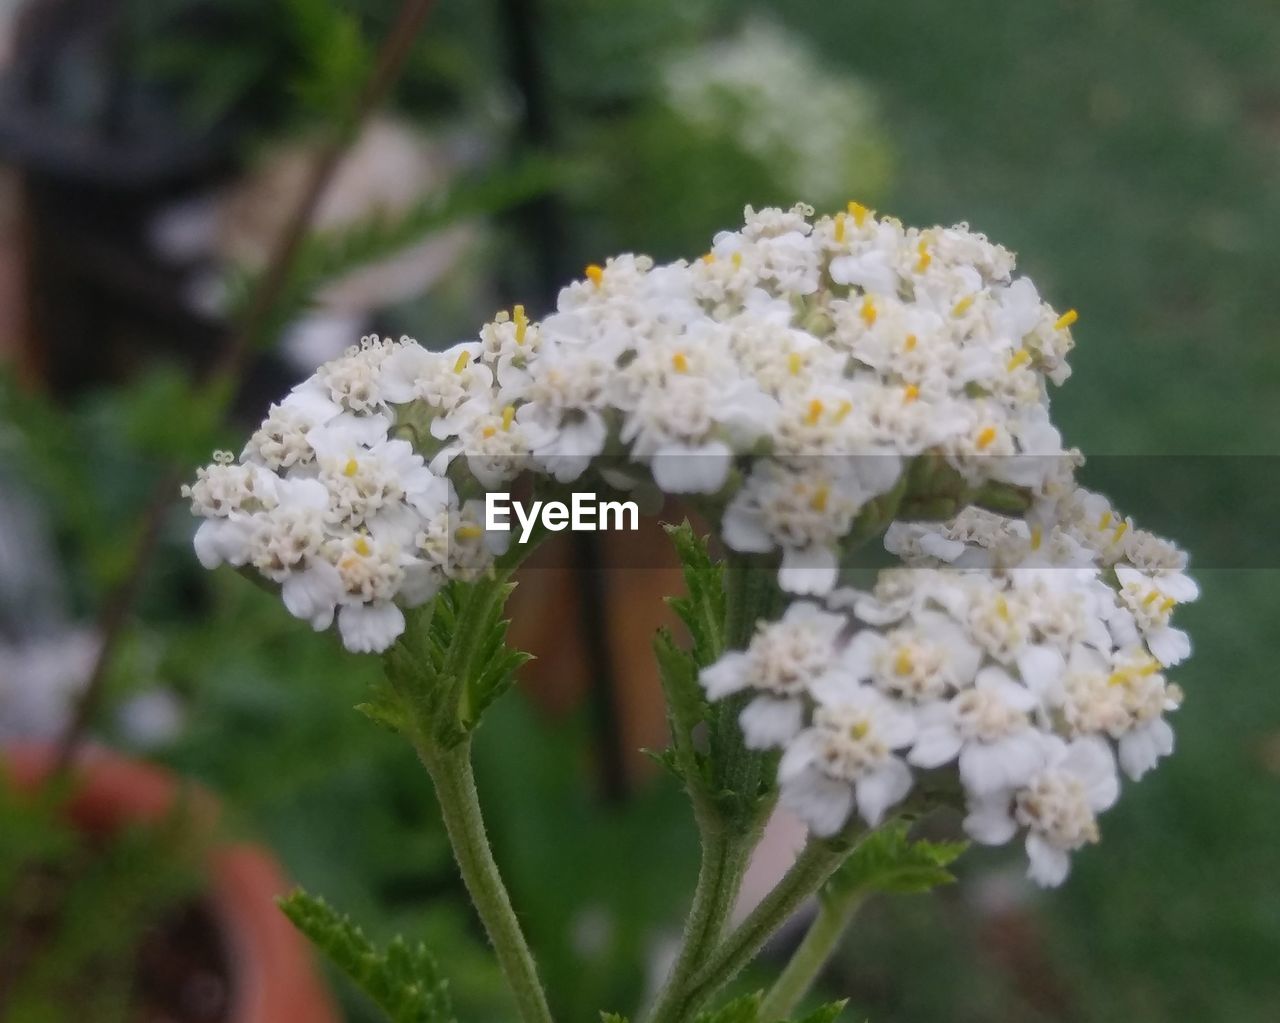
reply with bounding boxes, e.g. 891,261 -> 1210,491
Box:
2,0 -> 1279,1020
0,778 -> 204,1022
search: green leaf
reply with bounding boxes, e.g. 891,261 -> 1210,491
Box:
784,1001 -> 849,1023
664,522 -> 725,667
600,1014 -> 629,1023
694,990 -> 851,1023
378,579 -> 530,752
279,889 -> 455,1023
696,991 -> 764,1023
825,821 -> 967,899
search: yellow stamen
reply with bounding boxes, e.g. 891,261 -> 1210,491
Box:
1055,308 -> 1079,330
805,399 -> 825,426
849,719 -> 870,740
1112,520 -> 1129,542
1098,511 -> 1113,530
995,595 -> 1011,621
915,240 -> 932,272
952,295 -> 975,316
456,524 -> 484,540
1107,671 -> 1130,688
1007,348 -> 1031,371
847,201 -> 871,227
1031,524 -> 1043,550
788,351 -> 804,376
513,304 -> 528,344
585,264 -> 604,286
903,384 -> 920,403
672,352 -> 690,374
343,458 -> 359,477
502,405 -> 515,431
354,536 -> 371,557
811,485 -> 830,513
834,400 -> 853,422
904,333 -> 918,351
1160,596 -> 1177,613
701,252 -> 715,264
976,426 -> 998,450
1143,590 -> 1160,606
834,211 -> 847,243
894,650 -> 914,676
482,426 -> 497,438
453,350 -> 471,373
731,252 -> 743,269
861,297 -> 878,326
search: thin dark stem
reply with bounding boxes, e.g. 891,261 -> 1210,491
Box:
47,0 -> 439,776
51,468 -> 179,774
213,0 -> 439,387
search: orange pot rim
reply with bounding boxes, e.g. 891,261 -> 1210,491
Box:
2,741 -> 339,1023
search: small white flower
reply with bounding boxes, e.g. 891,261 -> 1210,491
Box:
964,736 -> 1118,887
779,685 -> 916,832
909,667 -> 1043,796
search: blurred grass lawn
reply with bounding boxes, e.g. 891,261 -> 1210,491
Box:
767,1 -> 1280,1020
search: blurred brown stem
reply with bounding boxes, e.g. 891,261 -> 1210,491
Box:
48,0 -> 439,776
215,0 -> 439,385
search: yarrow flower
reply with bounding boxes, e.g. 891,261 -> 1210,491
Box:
700,499 -> 1194,886
189,204 -> 1193,888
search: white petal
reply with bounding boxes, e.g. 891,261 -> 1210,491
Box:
739,696 -> 803,749
1118,718 -> 1174,781
1025,833 -> 1071,887
963,794 -> 1017,845
281,562 -> 341,628
960,734 -> 1044,796
1147,627 -> 1191,667
721,505 -> 774,554
781,768 -> 854,837
778,545 -> 838,595
651,441 -> 732,494
855,758 -> 912,826
700,652 -> 751,700
1017,645 -> 1065,700
909,723 -> 963,769
338,602 -> 406,654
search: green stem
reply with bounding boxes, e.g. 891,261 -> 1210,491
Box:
678,831 -> 862,1020
757,892 -> 865,1022
417,741 -> 553,1023
646,553 -> 783,1023
646,828 -> 750,1023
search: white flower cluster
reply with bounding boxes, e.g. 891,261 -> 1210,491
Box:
190,202 -> 1195,883
663,19 -> 889,207
192,202 -> 1088,652
701,497 -> 1195,886
183,338 -> 508,653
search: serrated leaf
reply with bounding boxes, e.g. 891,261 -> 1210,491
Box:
696,992 -> 763,1023
664,522 -> 726,666
783,999 -> 848,1023
826,821 -> 967,899
600,1014 -> 629,1023
279,889 -> 454,1023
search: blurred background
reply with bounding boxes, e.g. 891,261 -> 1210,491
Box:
0,0 -> 1278,1020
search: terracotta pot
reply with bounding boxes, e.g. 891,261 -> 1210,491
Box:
3,742 -> 339,1023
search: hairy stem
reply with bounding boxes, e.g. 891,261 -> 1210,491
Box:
677,829 -> 863,1020
646,553 -> 783,1023
758,893 -> 865,1022
417,741 -> 553,1023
